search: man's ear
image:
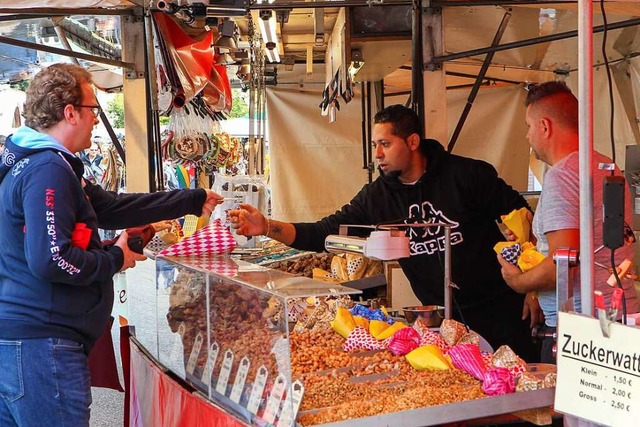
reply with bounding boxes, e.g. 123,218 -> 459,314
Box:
540,117 -> 552,137
407,133 -> 421,151
63,104 -> 78,124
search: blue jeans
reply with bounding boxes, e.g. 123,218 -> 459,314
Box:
0,338 -> 91,427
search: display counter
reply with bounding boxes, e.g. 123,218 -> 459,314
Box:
130,241 -> 556,427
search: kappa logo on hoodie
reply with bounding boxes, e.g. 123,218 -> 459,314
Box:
406,201 -> 463,256
12,158 -> 29,177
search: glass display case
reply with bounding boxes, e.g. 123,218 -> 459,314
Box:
153,253 -> 360,426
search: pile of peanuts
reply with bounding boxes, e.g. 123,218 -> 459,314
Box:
290,327 -> 485,425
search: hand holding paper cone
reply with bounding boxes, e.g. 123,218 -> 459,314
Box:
500,207 -> 531,244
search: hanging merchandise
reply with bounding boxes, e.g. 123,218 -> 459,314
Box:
161,101 -> 244,175
153,12 -> 232,115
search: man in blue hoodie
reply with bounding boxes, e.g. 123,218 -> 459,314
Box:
0,63 -> 223,426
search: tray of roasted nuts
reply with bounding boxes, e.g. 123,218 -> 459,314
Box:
286,303 -> 556,427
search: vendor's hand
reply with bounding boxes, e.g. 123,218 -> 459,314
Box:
501,210 -> 534,242
202,190 -> 224,216
115,230 -> 146,272
497,253 -> 523,290
522,292 -> 544,328
228,203 -> 266,236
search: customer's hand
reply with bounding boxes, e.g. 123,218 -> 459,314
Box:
202,190 -> 224,216
227,203 -> 266,236
115,230 -> 147,271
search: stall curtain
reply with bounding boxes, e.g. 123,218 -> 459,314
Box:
266,86 -> 367,223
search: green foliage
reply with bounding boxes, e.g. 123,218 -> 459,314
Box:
229,88 -> 250,119
9,80 -> 29,92
106,93 -> 125,128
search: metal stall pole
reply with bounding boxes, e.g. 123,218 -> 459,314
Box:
578,0 -> 594,317
444,225 -> 452,319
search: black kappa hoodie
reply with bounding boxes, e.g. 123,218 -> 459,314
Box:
292,138 -> 529,311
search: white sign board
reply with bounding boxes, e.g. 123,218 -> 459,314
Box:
555,312 -> 640,426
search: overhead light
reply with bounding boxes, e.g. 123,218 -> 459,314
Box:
348,48 -> 364,78
306,46 -> 313,76
283,56 -> 295,72
237,60 -> 251,81
313,9 -> 324,47
214,19 -> 237,51
258,10 -> 280,63
216,52 -> 236,65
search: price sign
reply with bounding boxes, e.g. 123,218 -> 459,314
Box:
215,349 -> 234,395
556,312 -> 640,426
230,356 -> 250,403
185,333 -> 203,375
201,342 -> 220,388
247,365 -> 268,415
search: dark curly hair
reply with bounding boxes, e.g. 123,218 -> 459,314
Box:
23,63 -> 93,130
525,81 -> 578,130
373,104 -> 423,140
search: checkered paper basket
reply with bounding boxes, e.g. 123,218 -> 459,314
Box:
158,219 -> 237,257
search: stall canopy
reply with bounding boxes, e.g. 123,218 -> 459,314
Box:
4,2 -> 640,221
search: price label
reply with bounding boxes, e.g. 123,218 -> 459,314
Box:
276,380 -> 305,427
556,312 -> 640,426
215,349 -> 234,395
185,333 -> 203,375
262,373 -> 287,424
230,356 -> 251,403
247,365 -> 268,415
201,342 -> 220,388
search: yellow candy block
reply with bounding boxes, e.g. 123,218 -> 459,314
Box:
353,316 -> 370,330
501,207 -> 530,244
330,307 -> 356,339
405,345 -> 452,370
518,248 -> 546,272
375,322 -> 406,341
369,319 -> 390,338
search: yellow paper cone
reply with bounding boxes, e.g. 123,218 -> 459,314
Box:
406,345 -> 452,370
330,307 -> 356,338
518,248 -> 546,272
501,207 -> 531,244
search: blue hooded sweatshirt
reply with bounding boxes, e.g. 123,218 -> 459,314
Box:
0,126 -> 207,352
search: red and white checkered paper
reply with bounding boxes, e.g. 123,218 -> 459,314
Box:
343,326 -> 386,352
159,219 -> 237,257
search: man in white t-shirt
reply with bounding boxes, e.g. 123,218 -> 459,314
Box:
497,81 -> 638,363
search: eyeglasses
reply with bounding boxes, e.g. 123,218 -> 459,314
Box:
75,105 -> 102,117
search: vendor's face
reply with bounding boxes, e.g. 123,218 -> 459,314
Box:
372,122 -> 414,176
525,105 -> 546,162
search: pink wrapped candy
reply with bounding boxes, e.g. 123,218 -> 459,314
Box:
387,327 -> 421,356
483,367 -> 515,395
448,343 -> 516,396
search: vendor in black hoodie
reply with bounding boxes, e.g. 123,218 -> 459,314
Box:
0,63 -> 223,426
230,104 -> 540,362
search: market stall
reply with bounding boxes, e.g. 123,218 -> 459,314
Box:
4,1 -> 640,427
